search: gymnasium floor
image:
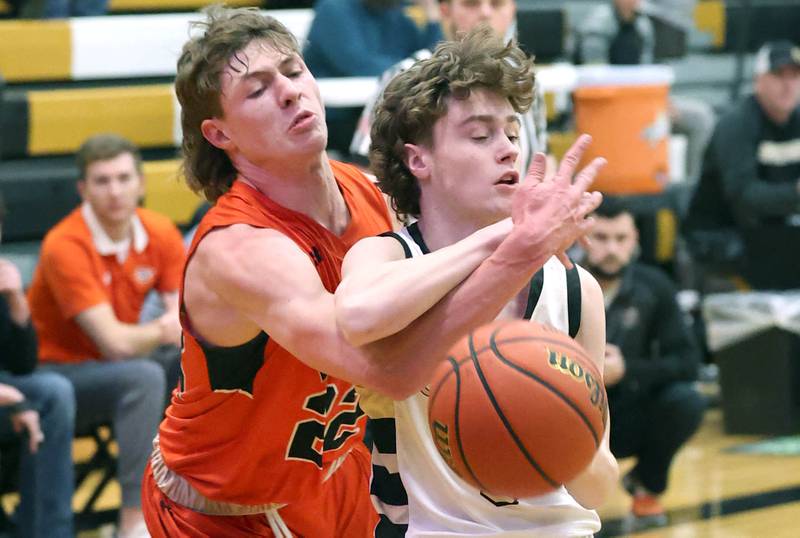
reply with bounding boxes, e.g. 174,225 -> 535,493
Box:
597,408 -> 800,537
3,406 -> 797,537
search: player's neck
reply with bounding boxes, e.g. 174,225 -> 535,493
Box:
415,203 -> 496,252
415,215 -> 480,252
237,153 -> 350,235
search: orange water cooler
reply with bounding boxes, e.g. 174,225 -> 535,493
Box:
573,66 -> 674,194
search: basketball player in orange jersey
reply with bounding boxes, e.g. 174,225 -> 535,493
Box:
336,28 -> 619,536
141,7 -> 603,537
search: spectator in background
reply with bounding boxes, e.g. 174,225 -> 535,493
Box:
0,193 -> 75,538
14,0 -> 107,18
582,198 -> 704,529
27,134 -> 184,538
684,41 -> 800,289
575,0 -> 714,184
351,0 -> 549,176
303,0 -> 443,157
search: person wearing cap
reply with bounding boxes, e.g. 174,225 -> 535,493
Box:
684,40 -> 800,289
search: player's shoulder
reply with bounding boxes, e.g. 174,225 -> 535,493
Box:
196,224 -> 294,259
346,233 -> 408,265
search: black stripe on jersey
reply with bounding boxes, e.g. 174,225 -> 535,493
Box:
376,514 -> 408,538
566,263 -> 582,338
406,222 -> 431,254
369,417 -> 399,453
380,231 -> 413,259
371,463 -> 409,506
200,332 -> 269,394
523,269 -> 545,320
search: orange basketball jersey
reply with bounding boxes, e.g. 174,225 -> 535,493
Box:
157,161 -> 392,506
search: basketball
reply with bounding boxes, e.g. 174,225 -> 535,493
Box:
427,319 -> 608,499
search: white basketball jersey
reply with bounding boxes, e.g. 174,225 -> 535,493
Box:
390,225 -> 601,538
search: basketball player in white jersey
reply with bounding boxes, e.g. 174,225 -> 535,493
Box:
335,28 -> 619,537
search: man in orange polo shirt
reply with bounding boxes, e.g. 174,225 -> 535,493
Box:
28,134 -> 185,538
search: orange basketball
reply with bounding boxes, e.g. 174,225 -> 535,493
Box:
428,319 -> 607,499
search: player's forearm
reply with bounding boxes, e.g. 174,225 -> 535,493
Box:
336,221 -> 509,346
362,231 -> 551,397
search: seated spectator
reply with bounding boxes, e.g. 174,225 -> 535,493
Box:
581,198 -> 705,529
684,40 -> 800,290
0,193 -> 74,538
350,0 -> 549,176
575,0 -> 714,184
15,0 -> 107,18
28,134 -> 185,538
303,0 -> 443,157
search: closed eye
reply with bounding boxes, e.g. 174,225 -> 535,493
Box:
248,86 -> 266,99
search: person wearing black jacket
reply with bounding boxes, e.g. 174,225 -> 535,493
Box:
684,40 -> 800,288
583,198 -> 705,529
0,196 -> 75,538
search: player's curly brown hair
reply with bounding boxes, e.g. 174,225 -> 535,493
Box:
369,25 -> 535,219
175,6 -> 300,202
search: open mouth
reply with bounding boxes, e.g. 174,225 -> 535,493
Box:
495,172 -> 519,186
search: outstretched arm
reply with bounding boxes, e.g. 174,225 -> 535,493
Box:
338,136 -> 604,396
194,136 -> 603,401
336,219 -> 510,346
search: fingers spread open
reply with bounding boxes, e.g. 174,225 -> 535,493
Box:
525,152 -> 548,184
572,157 -> 607,194
556,134 -> 592,184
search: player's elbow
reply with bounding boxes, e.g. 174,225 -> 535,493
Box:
368,377 -> 418,401
361,355 -> 426,401
568,448 -> 619,509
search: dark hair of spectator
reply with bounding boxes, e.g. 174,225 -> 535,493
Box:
76,134 -> 143,181
593,196 -> 632,219
175,6 -> 301,202
369,25 -> 535,219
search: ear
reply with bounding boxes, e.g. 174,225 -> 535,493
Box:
403,143 -> 432,182
201,118 -> 233,151
76,179 -> 86,201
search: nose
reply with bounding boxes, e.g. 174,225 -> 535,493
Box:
496,135 -> 519,165
276,73 -> 301,109
478,1 -> 492,19
108,178 -> 123,197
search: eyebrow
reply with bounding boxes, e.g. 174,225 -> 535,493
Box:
459,114 -> 521,127
242,56 -> 299,80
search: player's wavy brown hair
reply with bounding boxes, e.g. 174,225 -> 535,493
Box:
369,25 -> 535,219
175,6 -> 300,202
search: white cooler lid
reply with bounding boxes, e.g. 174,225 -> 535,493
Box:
576,65 -> 675,88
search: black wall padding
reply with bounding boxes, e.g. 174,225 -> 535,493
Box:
0,91 -> 29,160
0,158 -> 78,241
